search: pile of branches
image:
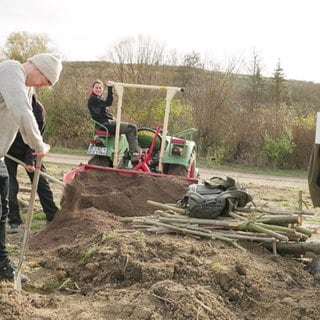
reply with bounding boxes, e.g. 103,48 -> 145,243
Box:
119,200 -> 320,256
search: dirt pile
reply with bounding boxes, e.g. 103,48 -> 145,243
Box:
1,169 -> 320,320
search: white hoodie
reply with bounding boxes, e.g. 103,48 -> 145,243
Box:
0,60 -> 44,158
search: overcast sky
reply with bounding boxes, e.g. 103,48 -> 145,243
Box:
1,0 -> 320,83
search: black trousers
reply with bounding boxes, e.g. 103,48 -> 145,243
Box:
4,157 -> 58,225
103,121 -> 139,153
0,175 -> 9,261
103,120 -> 137,139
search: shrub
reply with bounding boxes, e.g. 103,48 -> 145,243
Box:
261,127 -> 295,169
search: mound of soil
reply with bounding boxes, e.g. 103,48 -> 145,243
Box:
1,169 -> 320,320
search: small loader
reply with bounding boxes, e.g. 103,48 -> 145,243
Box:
63,83 -> 199,183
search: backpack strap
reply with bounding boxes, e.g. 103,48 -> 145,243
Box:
203,176 -> 237,190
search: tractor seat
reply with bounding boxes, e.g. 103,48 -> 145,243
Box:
91,119 -> 113,137
95,129 -> 113,137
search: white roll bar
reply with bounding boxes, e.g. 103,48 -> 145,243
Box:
113,83 -> 184,171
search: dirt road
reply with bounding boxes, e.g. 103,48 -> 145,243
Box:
46,152 -> 308,189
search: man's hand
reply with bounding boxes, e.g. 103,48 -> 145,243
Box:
34,142 -> 50,159
25,164 -> 34,173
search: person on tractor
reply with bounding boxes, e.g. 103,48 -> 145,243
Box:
87,79 -> 140,164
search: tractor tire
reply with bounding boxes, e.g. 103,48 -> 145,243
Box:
88,155 -> 112,167
167,164 -> 188,177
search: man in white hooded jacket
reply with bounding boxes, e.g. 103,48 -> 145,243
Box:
0,53 -> 62,282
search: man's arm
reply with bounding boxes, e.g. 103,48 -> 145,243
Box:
0,61 -> 45,153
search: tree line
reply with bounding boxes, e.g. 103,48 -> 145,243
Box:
1,32 -> 320,170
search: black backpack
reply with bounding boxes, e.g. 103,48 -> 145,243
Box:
179,176 -> 252,219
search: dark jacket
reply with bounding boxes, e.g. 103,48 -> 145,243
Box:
308,144 -> 320,207
87,86 -> 114,125
7,95 -> 46,165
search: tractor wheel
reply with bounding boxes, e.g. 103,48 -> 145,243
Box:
88,155 -> 112,167
167,164 -> 188,177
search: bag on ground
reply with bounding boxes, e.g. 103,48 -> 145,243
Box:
179,176 -> 252,219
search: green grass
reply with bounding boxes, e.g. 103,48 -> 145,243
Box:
19,212 -> 47,231
82,246 -> 97,263
43,162 -> 76,177
196,156 -> 308,179
47,150 -> 309,180
50,146 -> 87,155
16,163 -> 67,230
43,276 -> 60,290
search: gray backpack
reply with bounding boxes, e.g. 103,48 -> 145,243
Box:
179,176 -> 252,219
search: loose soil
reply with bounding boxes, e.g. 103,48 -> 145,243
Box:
1,165 -> 320,320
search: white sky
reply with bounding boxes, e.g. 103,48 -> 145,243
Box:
1,0 -> 320,82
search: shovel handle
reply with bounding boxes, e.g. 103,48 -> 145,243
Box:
14,155 -> 42,291
5,154 -> 65,187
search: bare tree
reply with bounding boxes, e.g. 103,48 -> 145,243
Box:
238,50 -> 266,112
186,57 -> 240,158
106,35 -> 165,83
174,51 -> 203,88
248,52 -> 265,110
103,35 -> 173,127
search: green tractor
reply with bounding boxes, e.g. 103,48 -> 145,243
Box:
87,83 -> 198,179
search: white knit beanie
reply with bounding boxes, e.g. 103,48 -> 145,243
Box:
29,53 -> 63,85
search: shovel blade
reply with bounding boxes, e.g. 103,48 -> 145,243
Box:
13,272 -> 22,291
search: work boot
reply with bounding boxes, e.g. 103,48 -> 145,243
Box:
128,138 -> 141,166
0,258 -> 29,283
130,152 -> 140,166
7,224 -> 20,234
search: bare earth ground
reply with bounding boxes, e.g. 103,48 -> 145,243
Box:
1,154 -> 320,320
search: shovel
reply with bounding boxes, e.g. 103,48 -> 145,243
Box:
11,154 -> 85,291
5,154 -> 65,187
13,155 -> 42,291
6,153 -> 85,212
6,153 -> 85,214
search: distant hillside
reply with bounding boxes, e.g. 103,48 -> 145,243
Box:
40,60 -> 320,170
